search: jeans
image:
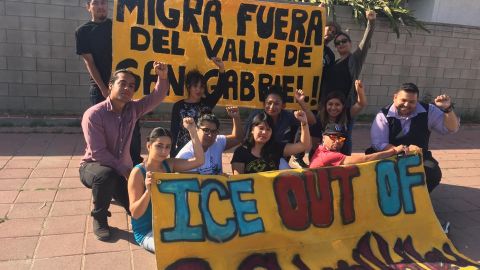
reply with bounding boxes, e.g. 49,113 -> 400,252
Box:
423,155 -> 442,192
131,121 -> 143,166
79,162 -> 130,219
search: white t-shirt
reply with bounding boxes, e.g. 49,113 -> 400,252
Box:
176,135 -> 227,175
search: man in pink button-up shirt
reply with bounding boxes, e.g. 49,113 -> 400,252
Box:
79,62 -> 168,241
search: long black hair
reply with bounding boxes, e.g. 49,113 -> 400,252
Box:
318,91 -> 348,128
243,112 -> 276,159
147,127 -> 172,142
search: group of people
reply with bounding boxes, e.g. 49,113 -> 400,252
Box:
76,0 -> 460,253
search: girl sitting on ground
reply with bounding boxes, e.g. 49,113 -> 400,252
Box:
128,117 -> 204,253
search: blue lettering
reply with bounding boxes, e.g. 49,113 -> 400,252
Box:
228,179 -> 265,236
200,180 -> 238,242
376,160 -> 402,216
398,155 -> 424,213
159,179 -> 204,242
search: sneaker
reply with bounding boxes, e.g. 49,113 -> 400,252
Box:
292,158 -> 309,168
92,216 -> 110,241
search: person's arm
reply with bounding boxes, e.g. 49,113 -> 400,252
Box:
354,10 -> 376,65
294,89 -> 317,125
204,57 -> 226,107
80,54 -> 109,98
370,112 -> 394,151
170,102 -> 182,156
430,95 -> 460,133
343,145 -> 403,165
82,111 -> 130,178
283,111 -> 312,156
231,163 -> 245,175
225,106 -> 243,150
135,61 -> 170,117
350,80 -> 368,117
172,117 -> 205,172
128,168 -> 152,219
231,147 -> 246,175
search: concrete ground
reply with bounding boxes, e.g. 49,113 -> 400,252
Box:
0,124 -> 479,269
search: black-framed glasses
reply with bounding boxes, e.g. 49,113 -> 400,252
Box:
334,39 -> 349,46
199,127 -> 219,135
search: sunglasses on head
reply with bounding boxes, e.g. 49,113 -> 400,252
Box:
328,134 -> 346,142
199,127 -> 218,135
334,39 -> 349,46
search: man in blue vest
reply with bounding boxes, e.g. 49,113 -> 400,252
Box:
369,83 -> 460,192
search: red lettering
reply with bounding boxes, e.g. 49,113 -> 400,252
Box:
305,170 -> 333,227
238,253 -> 281,270
328,166 -> 360,224
273,173 -> 310,230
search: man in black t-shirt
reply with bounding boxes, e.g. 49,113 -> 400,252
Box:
75,0 -> 111,105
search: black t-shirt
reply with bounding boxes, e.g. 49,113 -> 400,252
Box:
75,19 -> 112,87
319,46 -> 335,103
322,56 -> 352,102
231,142 -> 287,173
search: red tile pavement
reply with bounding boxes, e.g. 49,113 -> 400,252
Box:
0,236 -> 39,260
35,233 -> 85,258
31,255 -> 82,270
0,179 -> 27,191
43,215 -> 87,236
84,251 -> 131,270
0,259 -> 32,270
23,178 -> 61,190
0,125 -> 479,269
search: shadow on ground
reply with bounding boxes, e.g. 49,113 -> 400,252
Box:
431,184 -> 480,261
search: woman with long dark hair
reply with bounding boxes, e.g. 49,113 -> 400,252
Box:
231,111 -> 311,174
128,118 -> 204,253
311,80 -> 367,155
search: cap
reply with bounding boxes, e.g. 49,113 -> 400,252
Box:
323,123 -> 347,137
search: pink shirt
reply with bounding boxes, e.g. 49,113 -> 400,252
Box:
309,145 -> 346,168
81,78 -> 169,176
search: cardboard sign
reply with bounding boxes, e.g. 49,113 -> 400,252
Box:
151,154 -> 479,269
113,0 -> 325,109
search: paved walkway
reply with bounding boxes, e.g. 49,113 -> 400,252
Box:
0,125 -> 479,269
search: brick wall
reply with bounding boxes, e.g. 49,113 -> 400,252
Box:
0,1 -> 479,116
333,6 -> 480,115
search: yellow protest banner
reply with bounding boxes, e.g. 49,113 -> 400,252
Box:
151,154 -> 479,269
113,0 -> 325,109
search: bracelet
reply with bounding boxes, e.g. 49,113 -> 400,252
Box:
432,102 -> 454,113
301,122 -> 307,126
441,105 -> 454,113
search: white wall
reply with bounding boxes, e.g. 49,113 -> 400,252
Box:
408,0 -> 480,27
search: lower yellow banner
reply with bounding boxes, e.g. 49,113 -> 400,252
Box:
151,154 -> 479,269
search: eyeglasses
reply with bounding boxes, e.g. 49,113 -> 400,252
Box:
199,127 -> 218,135
334,39 -> 349,46
328,135 -> 346,142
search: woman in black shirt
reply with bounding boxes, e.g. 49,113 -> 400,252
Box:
231,111 -> 311,174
